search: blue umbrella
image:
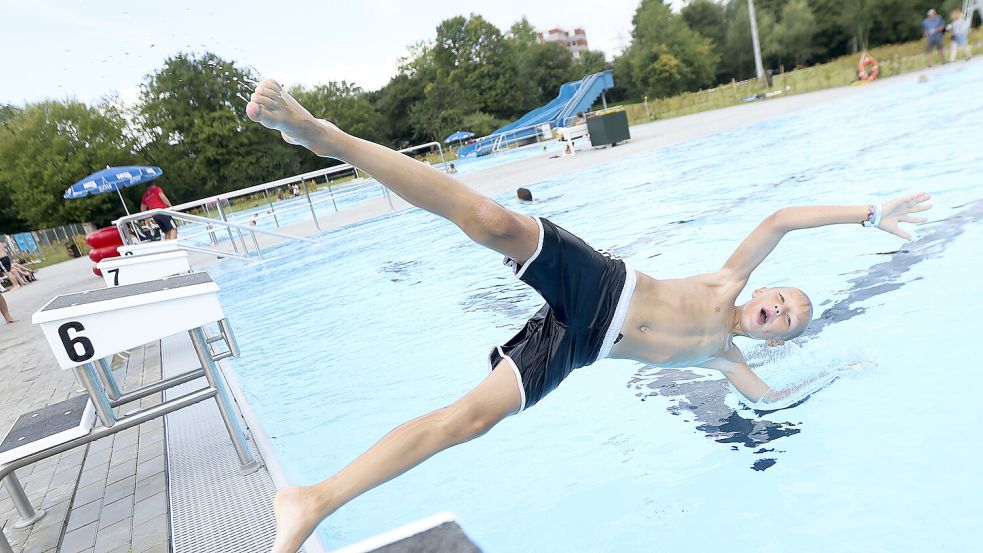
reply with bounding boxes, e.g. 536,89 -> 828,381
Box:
444,130 -> 475,144
65,166 -> 163,215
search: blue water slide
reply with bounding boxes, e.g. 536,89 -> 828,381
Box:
459,70 -> 615,157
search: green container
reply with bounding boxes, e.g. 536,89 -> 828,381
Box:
587,110 -> 631,147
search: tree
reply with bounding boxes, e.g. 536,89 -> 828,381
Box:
290,81 -> 383,144
616,0 -> 719,99
574,50 -> 610,77
766,0 -> 818,67
0,100 -> 138,229
137,52 -> 304,203
519,41 -> 578,106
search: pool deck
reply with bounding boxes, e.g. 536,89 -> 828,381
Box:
0,61 -> 970,553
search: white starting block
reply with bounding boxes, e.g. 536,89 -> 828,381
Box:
333,513 -> 481,553
96,250 -> 191,287
33,273 -> 221,370
117,240 -> 182,257
2,272 -> 258,553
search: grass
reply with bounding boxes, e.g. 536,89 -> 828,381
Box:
619,30 -> 981,125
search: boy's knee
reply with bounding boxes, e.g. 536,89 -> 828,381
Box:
438,405 -> 499,443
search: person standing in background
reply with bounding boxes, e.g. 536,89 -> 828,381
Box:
140,182 -> 177,240
948,10 -> 972,63
924,9 -> 947,67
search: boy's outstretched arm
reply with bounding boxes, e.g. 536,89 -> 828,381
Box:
720,193 -> 932,286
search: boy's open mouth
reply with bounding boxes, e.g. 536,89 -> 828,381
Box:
757,308 -> 768,325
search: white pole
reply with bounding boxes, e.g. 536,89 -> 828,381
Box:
747,0 -> 766,81
115,186 -> 131,216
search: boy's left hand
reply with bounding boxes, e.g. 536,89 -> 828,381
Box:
879,192 -> 932,240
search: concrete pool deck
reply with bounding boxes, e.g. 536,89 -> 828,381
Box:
0,60 -> 971,552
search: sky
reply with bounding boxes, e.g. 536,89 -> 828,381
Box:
0,0 -> 683,108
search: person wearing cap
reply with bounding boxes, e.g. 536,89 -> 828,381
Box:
924,9 -> 946,67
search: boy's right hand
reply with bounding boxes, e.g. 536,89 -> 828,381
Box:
878,192 -> 932,241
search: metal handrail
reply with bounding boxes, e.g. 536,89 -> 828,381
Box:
166,141 -> 448,214
114,208 -> 316,261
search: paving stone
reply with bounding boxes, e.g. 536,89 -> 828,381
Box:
82,444 -> 113,468
109,445 -> 138,468
103,475 -> 136,505
87,435 -> 114,454
20,520 -> 62,552
132,492 -> 166,527
65,499 -> 102,532
76,462 -> 109,489
93,517 -> 131,552
135,455 -> 165,483
60,522 -> 100,553
134,471 -> 165,503
137,542 -> 169,553
71,481 -> 105,509
98,495 -> 134,529
106,457 -> 137,485
132,517 -> 168,550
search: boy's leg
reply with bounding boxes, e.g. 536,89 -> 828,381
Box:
269,360 -> 522,553
246,80 -> 540,265
0,293 -> 14,323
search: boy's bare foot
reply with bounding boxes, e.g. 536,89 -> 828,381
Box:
245,79 -> 341,157
269,485 -> 336,553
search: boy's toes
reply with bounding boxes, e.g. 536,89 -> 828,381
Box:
245,101 -> 263,122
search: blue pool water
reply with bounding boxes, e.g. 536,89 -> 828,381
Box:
205,64 -> 983,552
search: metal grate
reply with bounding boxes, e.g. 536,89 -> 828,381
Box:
161,331 -> 278,552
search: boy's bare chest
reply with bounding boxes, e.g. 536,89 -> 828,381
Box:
608,275 -> 734,366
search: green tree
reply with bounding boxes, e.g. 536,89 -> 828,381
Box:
0,100 -> 137,229
520,41 -> 578,106
137,52 -> 304,202
574,50 -> 610,77
290,81 -> 383,144
766,0 -> 818,67
617,0 -> 719,99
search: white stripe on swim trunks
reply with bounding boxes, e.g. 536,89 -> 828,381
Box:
597,262 -> 636,360
514,217 -> 545,279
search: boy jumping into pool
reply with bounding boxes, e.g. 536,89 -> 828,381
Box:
245,79 -> 931,553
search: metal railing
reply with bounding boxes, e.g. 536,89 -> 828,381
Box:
113,141 -> 449,261
115,209 -> 316,262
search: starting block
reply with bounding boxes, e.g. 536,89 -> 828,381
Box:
32,273 -> 222,370
333,513 -> 481,553
117,240 -> 183,257
96,250 -> 191,287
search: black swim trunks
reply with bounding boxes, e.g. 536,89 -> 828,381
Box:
152,213 -> 175,234
488,217 -> 636,411
0,256 -> 10,272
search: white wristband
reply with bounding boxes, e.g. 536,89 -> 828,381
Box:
863,204 -> 883,228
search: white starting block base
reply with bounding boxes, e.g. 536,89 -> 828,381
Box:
32,273 -> 224,370
332,513 -> 481,553
117,240 -> 183,257
97,250 -> 191,287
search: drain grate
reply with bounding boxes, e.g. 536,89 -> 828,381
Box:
162,331 -> 278,552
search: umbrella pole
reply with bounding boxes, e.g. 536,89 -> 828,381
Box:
115,186 -> 131,216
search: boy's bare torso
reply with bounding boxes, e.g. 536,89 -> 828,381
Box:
610,271 -> 740,367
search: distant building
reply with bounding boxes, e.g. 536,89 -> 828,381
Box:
537,27 -> 588,59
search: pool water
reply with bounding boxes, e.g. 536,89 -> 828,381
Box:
205,64 -> 983,552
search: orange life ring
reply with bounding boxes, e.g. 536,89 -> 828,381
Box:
858,55 -> 879,81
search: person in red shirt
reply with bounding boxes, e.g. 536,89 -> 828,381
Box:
140,183 -> 177,240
